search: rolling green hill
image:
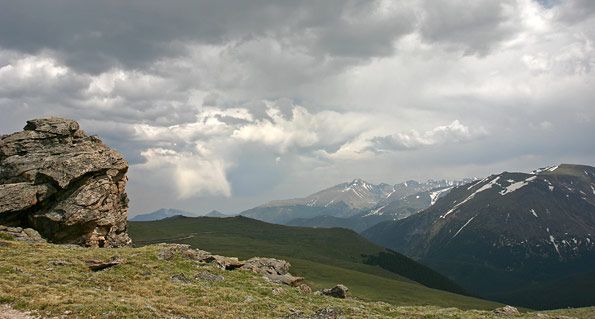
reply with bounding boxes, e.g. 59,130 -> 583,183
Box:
128,216 -> 502,310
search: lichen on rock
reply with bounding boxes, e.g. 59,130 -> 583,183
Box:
0,117 -> 132,247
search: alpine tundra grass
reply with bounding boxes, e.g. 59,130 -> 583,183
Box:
1,239 -> 592,318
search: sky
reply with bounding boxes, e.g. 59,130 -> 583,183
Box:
1,0 -> 594,217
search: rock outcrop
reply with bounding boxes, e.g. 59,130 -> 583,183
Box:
0,117 -> 132,247
156,244 -> 304,286
241,257 -> 304,286
0,225 -> 46,243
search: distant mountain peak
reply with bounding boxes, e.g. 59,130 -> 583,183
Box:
129,208 -> 198,221
205,210 -> 227,218
351,178 -> 365,184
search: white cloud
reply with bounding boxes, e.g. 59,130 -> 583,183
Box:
136,148 -> 231,199
231,103 -> 372,153
368,120 -> 486,151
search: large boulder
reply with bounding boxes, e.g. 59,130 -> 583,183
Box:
0,117 -> 132,247
241,257 -> 303,286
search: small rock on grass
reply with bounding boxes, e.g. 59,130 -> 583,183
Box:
193,271 -> 224,282
170,273 -> 192,283
272,287 -> 284,295
493,305 -> 520,316
298,283 -> 312,293
315,285 -> 348,299
84,255 -> 126,271
311,306 -> 342,319
49,260 -> 72,266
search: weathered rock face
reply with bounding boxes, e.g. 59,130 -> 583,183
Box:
0,117 -> 132,247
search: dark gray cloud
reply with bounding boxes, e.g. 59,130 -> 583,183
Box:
418,0 -> 519,55
1,0 -> 594,216
0,0 -> 416,74
556,0 -> 595,22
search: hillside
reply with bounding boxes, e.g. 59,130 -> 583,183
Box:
129,208 -> 200,221
362,164 -> 595,309
3,240 -> 593,319
127,216 -> 502,310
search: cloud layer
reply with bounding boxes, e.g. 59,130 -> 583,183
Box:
1,0 -> 594,215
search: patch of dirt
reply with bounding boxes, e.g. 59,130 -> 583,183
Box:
0,304 -> 38,319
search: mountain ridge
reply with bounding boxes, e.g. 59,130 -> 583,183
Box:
241,178 -> 473,228
129,208 -> 200,221
362,163 -> 595,309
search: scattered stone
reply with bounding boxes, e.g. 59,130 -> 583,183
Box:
0,304 -> 38,319
263,274 -> 304,287
59,244 -> 84,250
244,296 -> 255,303
170,273 -> 192,283
241,257 -> 303,286
145,305 -> 156,313
316,285 -> 349,299
0,117 -> 132,247
284,308 -> 305,318
142,271 -> 151,276
85,255 -> 126,271
194,271 -> 225,282
241,257 -> 291,275
153,244 -> 306,288
142,264 -> 159,269
208,255 -> 245,270
298,283 -> 312,293
48,260 -> 72,266
311,306 -> 342,319
156,244 -> 245,270
12,267 -> 34,277
272,287 -> 284,295
493,305 -> 520,316
157,243 -> 201,261
158,249 -> 175,261
0,226 -> 46,243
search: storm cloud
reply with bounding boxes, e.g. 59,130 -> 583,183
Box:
1,0 -> 594,216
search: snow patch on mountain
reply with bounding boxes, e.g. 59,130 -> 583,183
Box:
499,176 -> 537,196
441,177 -> 500,218
363,205 -> 388,217
544,179 -> 554,191
530,165 -> 559,174
430,187 -> 453,206
546,228 -> 562,258
530,209 -> 538,218
453,215 -> 477,238
468,176 -> 489,190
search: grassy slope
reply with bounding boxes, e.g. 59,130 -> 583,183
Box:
1,240 -> 592,319
128,216 -> 501,310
